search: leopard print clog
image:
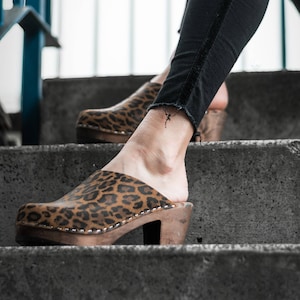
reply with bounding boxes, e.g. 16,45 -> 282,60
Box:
76,82 -> 162,143
16,170 -> 193,246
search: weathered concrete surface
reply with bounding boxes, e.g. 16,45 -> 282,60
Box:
1,244 -> 300,299
224,71 -> 300,140
40,75 -> 152,144
0,140 -> 299,246
40,71 -> 300,144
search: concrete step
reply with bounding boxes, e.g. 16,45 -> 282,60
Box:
0,244 -> 300,299
40,71 -> 300,144
1,139 -> 299,246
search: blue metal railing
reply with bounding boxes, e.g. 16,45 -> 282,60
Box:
22,0 -> 46,145
0,0 -> 58,144
45,0 -> 51,26
0,0 -> 3,26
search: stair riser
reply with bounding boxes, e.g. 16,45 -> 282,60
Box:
40,72 -> 300,144
0,140 -> 299,246
0,245 -> 300,299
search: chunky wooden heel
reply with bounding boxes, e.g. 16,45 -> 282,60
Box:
159,202 -> 193,244
16,170 -> 193,246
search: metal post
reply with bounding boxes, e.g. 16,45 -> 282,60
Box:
0,0 -> 3,26
281,0 -> 286,69
21,0 -> 45,144
22,29 -> 44,144
45,0 -> 51,26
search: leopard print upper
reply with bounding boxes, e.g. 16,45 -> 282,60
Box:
76,82 -> 162,135
16,170 -> 175,234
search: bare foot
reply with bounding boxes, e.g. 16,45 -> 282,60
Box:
103,107 -> 193,203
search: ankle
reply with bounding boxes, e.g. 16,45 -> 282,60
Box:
129,107 -> 193,162
103,107 -> 192,202
112,139 -> 189,202
126,140 -> 181,177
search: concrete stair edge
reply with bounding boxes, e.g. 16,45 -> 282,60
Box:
1,244 -> 300,299
1,139 -> 299,246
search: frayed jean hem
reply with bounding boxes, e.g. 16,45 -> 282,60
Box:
147,103 -> 198,133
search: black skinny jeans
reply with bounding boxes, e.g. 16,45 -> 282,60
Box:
149,0 -> 269,131
291,0 -> 300,13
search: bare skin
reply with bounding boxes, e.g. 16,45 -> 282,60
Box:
104,53 -> 228,203
103,106 -> 193,203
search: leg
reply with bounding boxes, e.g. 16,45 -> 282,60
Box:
150,52 -> 229,143
16,0 -> 269,245
150,0 -> 269,129
150,51 -> 228,110
104,0 -> 269,201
